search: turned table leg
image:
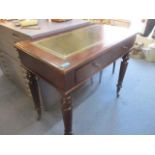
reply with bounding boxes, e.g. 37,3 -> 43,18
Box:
27,71 -> 42,120
112,61 -> 116,74
116,53 -> 129,98
99,70 -> 103,83
61,94 -> 72,135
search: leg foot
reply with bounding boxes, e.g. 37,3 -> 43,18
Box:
116,53 -> 129,97
61,94 -> 73,135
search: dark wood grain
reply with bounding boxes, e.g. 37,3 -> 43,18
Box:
117,53 -> 130,98
15,24 -> 137,134
61,94 -> 72,135
15,25 -> 136,73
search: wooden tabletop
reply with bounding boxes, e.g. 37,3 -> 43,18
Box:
15,24 -> 137,73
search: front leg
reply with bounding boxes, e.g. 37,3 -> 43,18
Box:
116,53 -> 129,97
61,94 -> 73,135
27,71 -> 42,120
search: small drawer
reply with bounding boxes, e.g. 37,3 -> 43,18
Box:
2,53 -> 30,90
75,48 -> 119,83
0,60 -> 9,76
75,61 -> 99,83
11,31 -> 29,42
0,29 -> 30,60
75,35 -> 135,83
0,25 -> 13,40
1,51 -> 26,74
0,25 -> 29,42
75,44 -> 121,83
0,42 -> 20,60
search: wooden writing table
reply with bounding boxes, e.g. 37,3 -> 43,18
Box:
15,25 -> 136,134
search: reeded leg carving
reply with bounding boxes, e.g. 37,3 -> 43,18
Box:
116,53 -> 129,98
61,94 -> 72,135
27,71 -> 42,120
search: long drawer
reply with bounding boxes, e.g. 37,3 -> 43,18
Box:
75,35 -> 135,83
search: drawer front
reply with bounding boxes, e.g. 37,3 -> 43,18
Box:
1,52 -> 30,94
19,51 -> 65,91
2,52 -> 27,75
75,35 -> 135,83
0,26 -> 30,60
0,51 -> 29,93
0,51 -> 27,80
0,51 -> 10,76
0,25 -> 13,40
0,26 -> 31,95
0,41 -> 21,60
0,25 -> 29,41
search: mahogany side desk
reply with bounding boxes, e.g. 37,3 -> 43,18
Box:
15,25 -> 136,135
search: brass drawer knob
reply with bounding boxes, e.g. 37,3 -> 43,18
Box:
92,62 -> 101,68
